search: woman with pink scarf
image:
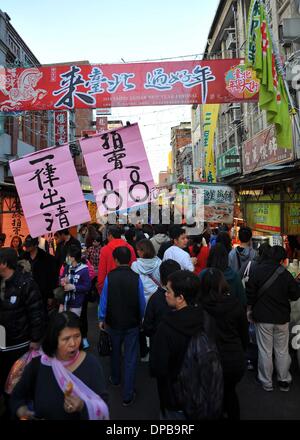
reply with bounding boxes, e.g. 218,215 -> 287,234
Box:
10,312 -> 109,420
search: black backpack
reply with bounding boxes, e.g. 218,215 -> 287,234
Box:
172,331 -> 224,420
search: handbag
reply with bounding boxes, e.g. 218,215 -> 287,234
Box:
97,329 -> 112,357
5,350 -> 41,394
248,322 -> 257,345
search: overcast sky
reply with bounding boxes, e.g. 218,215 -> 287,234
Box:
2,0 -> 219,181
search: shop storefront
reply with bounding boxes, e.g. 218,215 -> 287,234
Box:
235,182 -> 300,253
218,123 -> 300,252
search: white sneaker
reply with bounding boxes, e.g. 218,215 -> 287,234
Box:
82,338 -> 90,349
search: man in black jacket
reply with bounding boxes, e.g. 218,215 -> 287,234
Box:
98,247 -> 146,407
0,248 -> 44,416
246,246 -> 300,392
23,235 -> 59,312
151,270 -> 204,419
143,259 -> 181,343
54,228 -> 81,270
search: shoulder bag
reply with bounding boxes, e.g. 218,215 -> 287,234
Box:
255,265 -> 286,304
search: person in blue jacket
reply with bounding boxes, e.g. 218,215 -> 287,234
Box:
98,246 -> 146,407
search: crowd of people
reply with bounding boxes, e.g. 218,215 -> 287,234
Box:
0,221 -> 300,420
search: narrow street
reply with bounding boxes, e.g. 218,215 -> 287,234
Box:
1,0 -> 300,424
87,303 -> 300,420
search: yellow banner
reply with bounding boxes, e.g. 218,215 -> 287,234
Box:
203,104 -> 219,183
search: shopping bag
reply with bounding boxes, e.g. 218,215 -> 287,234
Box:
97,330 -> 112,357
249,322 -> 257,345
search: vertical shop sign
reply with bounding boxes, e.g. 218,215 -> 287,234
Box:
54,110 -> 68,145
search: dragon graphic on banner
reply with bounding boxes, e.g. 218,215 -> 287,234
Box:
0,67 -> 47,111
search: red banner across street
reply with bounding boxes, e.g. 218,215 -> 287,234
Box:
0,60 -> 259,112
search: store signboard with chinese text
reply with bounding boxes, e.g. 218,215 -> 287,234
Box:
177,184 -> 235,223
54,110 -> 68,145
80,124 -> 155,216
1,197 -> 29,243
243,125 -> 293,174
201,184 -> 235,224
247,202 -> 281,233
96,116 -> 108,133
284,203 -> 300,235
9,145 -> 90,237
0,61 -> 259,112
217,146 -> 240,178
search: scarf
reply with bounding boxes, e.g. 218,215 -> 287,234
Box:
40,352 -> 109,420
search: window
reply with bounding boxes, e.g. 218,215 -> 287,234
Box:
7,34 -> 21,59
251,103 -> 264,135
229,133 -> 235,148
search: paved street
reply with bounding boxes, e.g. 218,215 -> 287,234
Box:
87,303 -> 300,420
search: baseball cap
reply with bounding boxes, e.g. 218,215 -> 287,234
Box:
23,235 -> 39,248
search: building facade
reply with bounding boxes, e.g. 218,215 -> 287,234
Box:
0,10 -> 51,183
175,144 -> 193,183
170,122 -> 191,182
199,0 -> 300,237
158,171 -> 169,187
0,8 -> 55,237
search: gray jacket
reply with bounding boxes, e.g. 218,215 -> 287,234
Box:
228,246 -> 257,275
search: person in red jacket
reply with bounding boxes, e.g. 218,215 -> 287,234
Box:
188,235 -> 210,275
98,227 -> 136,293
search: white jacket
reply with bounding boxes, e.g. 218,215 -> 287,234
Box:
131,257 -> 161,299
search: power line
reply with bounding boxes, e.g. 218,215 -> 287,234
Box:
0,106 -> 190,121
4,104 -> 267,146
4,50 -> 242,68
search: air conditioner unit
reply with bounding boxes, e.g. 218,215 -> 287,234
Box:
281,18 -> 300,44
225,33 -> 236,51
278,24 -> 292,47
